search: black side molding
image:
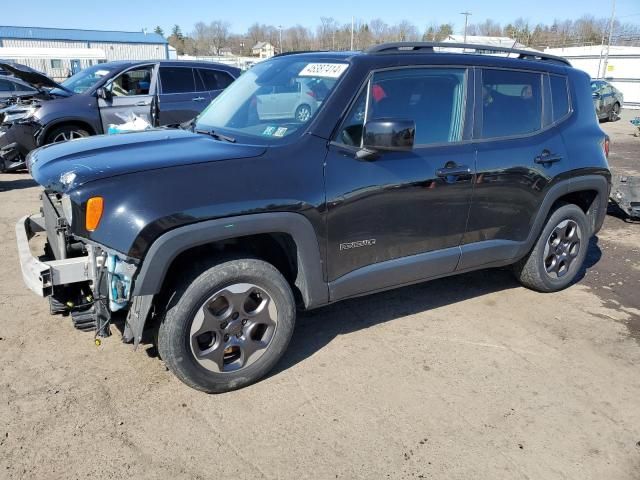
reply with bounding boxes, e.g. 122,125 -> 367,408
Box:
131,212 -> 329,308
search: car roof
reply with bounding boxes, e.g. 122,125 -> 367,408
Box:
95,59 -> 241,73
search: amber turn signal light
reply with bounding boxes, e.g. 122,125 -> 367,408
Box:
85,197 -> 104,231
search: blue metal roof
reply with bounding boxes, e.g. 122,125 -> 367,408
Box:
0,26 -> 167,44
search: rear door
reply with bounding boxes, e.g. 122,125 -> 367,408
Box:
98,64 -> 156,129
461,68 -> 568,270
157,66 -> 201,125
197,67 -> 235,102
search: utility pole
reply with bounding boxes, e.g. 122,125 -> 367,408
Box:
601,0 -> 616,78
350,16 -> 355,51
460,11 -> 472,44
278,25 -> 283,54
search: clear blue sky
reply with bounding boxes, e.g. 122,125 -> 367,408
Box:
4,0 -> 639,34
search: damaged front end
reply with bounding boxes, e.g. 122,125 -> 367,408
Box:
16,190 -> 143,339
610,175 -> 640,220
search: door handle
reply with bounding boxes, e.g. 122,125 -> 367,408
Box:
135,100 -> 150,106
534,150 -> 563,165
436,165 -> 472,177
192,96 -> 206,102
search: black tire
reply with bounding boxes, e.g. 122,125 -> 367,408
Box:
513,204 -> 590,293
294,104 -> 312,122
157,257 -> 296,393
608,102 -> 620,122
45,125 -> 90,144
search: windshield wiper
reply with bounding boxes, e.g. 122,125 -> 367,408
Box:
194,128 -> 236,143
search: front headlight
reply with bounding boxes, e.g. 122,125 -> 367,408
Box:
2,105 -> 39,124
61,194 -> 73,225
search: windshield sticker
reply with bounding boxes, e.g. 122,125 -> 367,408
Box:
273,127 -> 288,137
262,126 -> 277,136
299,63 -> 348,78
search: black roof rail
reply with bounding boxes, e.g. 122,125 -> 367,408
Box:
273,50 -> 330,57
365,42 -> 571,66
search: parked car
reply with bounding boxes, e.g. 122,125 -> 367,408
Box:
0,60 -> 240,172
255,77 -> 334,121
0,75 -> 40,105
16,43 -> 610,393
591,79 -> 623,122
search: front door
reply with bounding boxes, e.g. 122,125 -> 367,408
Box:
325,66 -> 475,298
98,64 -> 156,130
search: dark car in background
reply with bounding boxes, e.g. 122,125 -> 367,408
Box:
0,60 -> 240,172
591,79 -> 623,122
0,75 -> 39,105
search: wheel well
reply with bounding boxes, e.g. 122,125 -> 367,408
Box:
161,233 -> 303,305
551,189 -> 600,231
44,121 -> 95,143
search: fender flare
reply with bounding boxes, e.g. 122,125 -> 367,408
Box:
130,212 -> 329,308
520,174 -> 610,257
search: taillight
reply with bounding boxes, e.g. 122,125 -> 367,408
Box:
603,136 -> 610,158
307,90 -> 316,99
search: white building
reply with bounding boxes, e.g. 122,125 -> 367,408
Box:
0,26 -> 168,80
251,42 -> 275,59
545,45 -> 640,109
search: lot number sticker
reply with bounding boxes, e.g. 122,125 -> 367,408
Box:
299,63 -> 348,78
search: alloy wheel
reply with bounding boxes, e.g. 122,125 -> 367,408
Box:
52,130 -> 86,143
543,219 -> 582,279
189,283 -> 278,373
296,105 -> 312,122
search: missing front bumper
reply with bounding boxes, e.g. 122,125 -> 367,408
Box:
15,214 -> 94,297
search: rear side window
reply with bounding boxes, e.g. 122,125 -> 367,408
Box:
550,75 -> 570,122
160,67 -> 196,94
198,69 -> 234,91
481,69 -> 542,138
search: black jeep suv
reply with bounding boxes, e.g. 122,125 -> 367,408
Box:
16,43 -> 610,393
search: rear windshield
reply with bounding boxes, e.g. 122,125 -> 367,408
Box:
195,57 -> 348,142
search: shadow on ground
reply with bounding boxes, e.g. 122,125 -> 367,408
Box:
0,177 -> 36,192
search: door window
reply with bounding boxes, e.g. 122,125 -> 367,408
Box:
549,74 -> 570,122
0,79 -> 13,92
481,69 -> 542,138
109,66 -> 154,96
159,67 -> 196,94
198,69 -> 234,91
336,68 -> 467,147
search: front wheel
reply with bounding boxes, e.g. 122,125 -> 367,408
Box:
46,125 -> 90,144
158,257 -> 296,393
608,103 -> 620,122
513,204 -> 590,292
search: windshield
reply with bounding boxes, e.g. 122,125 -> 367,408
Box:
195,57 -> 349,142
50,63 -> 116,95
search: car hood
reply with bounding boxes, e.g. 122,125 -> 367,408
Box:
29,128 -> 267,193
0,62 -> 71,93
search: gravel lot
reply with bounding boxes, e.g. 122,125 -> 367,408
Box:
1,114 -> 639,480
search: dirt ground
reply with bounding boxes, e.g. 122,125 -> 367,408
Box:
1,114 -> 639,480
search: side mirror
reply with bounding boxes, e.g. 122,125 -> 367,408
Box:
592,91 -> 601,98
96,87 -> 112,101
362,119 -> 415,152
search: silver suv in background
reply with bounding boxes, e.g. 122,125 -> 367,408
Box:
591,79 -> 623,122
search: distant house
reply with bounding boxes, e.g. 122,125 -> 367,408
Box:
251,41 -> 275,59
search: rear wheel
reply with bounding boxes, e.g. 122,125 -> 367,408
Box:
513,204 -> 589,292
158,257 -> 296,393
295,104 -> 312,122
46,125 -> 90,144
608,102 -> 620,122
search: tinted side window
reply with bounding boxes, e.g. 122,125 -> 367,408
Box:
0,79 -> 13,92
337,68 -> 466,147
160,67 -> 196,94
550,75 -> 570,122
481,69 -> 542,138
198,69 -> 234,91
